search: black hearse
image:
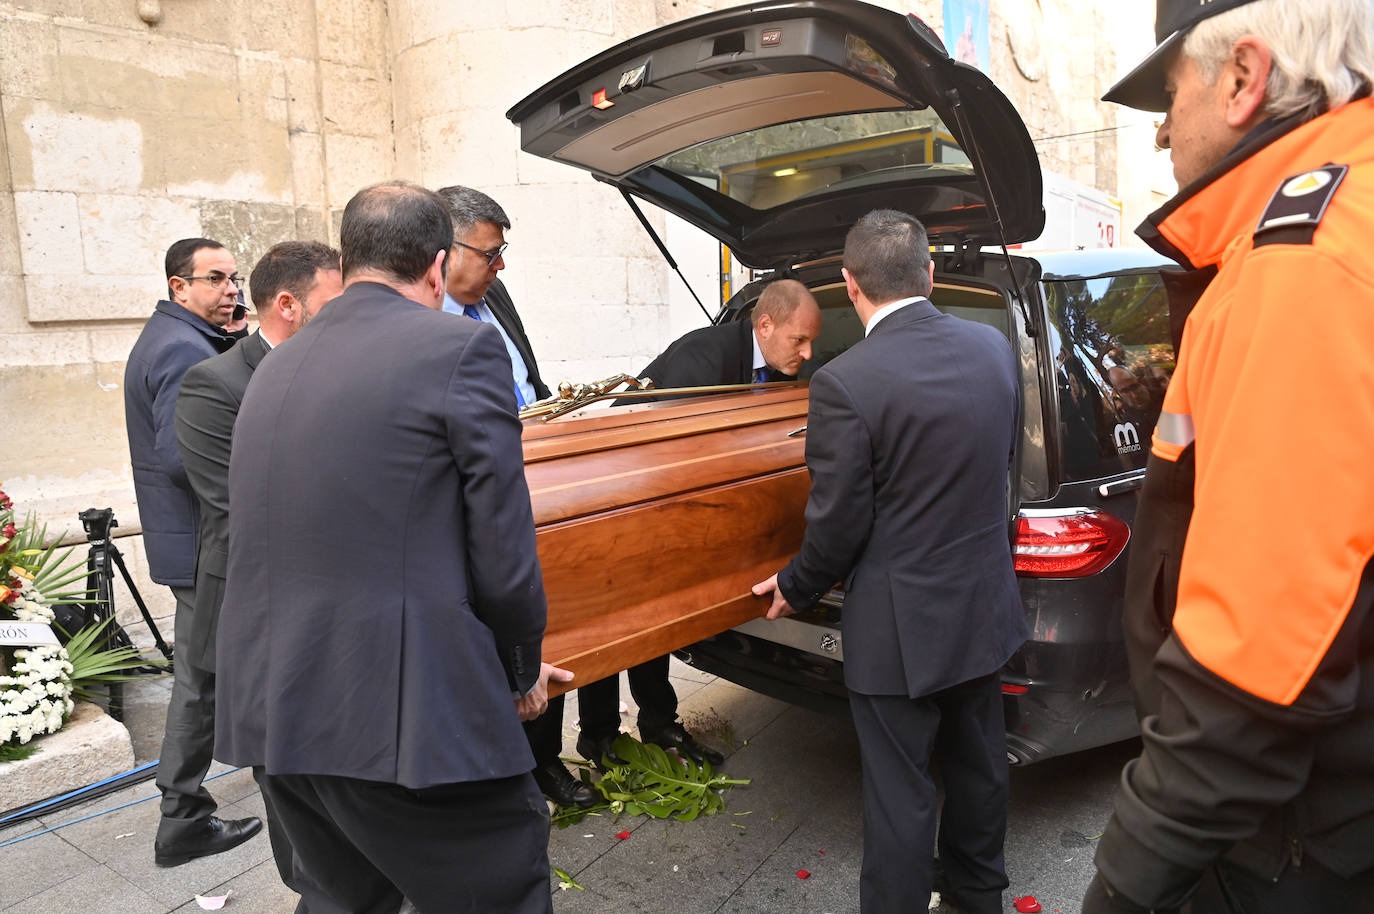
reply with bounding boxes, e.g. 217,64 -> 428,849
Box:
508,0 -> 1175,763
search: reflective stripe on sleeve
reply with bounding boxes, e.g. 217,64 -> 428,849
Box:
1151,410 -> 1194,461
1156,410 -> 1196,447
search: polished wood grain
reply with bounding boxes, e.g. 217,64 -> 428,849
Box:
523,387 -> 813,696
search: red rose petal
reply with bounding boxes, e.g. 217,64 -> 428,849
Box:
1013,896 -> 1042,913
796,869 -> 810,879
615,830 -> 630,840
817,849 -> 826,855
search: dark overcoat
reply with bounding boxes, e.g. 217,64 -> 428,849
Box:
215,282 -> 546,788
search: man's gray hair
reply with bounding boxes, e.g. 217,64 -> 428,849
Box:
1183,0 -> 1374,121
435,185 -> 511,238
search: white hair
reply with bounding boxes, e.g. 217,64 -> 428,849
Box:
1183,0 -> 1374,120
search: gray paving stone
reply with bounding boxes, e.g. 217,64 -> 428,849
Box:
0,820 -> 101,910
548,705 -> 855,914
5,864 -> 168,914
104,798 -> 274,908
39,790 -> 271,909
168,859 -> 298,914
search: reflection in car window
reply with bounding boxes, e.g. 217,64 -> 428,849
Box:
789,280 -> 1009,379
1043,272 -> 1174,481
657,110 -> 969,211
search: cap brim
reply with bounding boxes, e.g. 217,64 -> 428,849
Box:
1102,30 -> 1184,112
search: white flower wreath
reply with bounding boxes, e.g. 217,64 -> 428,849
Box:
1,576 -> 76,748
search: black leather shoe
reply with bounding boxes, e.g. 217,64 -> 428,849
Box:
532,761 -> 598,808
576,731 -> 625,770
640,721 -> 724,767
154,815 -> 263,867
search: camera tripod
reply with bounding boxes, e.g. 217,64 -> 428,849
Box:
75,507 -> 174,720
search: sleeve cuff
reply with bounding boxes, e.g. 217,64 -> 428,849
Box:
777,565 -> 823,613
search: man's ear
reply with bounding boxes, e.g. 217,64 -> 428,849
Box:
756,311 -> 774,337
167,276 -> 189,304
275,290 -> 299,323
1224,36 -> 1272,130
426,249 -> 447,299
842,267 -> 861,305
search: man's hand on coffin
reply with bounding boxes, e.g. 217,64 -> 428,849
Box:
752,574 -> 797,620
516,662 -> 575,721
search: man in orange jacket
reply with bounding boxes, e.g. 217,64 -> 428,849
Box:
1085,1 -> 1374,912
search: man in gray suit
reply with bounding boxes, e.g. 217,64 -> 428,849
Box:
215,182 -> 568,913
754,210 -> 1028,914
172,240 -> 342,872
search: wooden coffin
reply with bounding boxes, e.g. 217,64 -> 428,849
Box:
522,385 -> 809,696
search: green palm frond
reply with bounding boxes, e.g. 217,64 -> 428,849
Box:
550,734 -> 749,828
61,617 -> 167,701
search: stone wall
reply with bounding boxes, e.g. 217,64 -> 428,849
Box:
0,0 -> 1162,622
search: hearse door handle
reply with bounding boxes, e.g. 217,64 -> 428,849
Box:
1098,474 -> 1145,497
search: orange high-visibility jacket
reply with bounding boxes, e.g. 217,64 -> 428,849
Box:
1096,97 -> 1374,909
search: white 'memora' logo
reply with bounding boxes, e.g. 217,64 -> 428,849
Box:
1114,422 -> 1140,452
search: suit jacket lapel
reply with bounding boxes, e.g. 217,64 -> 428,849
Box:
735,319 -> 754,383
484,283 -> 530,364
483,280 -> 547,398
243,330 -> 271,371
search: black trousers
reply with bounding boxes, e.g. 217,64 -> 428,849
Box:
155,585 -> 218,842
256,770 -> 552,914
848,673 -> 1010,914
577,654 -> 678,737
523,693 -> 565,766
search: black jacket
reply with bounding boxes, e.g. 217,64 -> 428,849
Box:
778,302 -> 1028,698
630,319 -> 790,403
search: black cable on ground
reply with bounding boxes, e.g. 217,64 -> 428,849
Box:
0,760 -> 160,829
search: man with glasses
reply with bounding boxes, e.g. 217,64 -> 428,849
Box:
434,184 -> 595,810
124,237 -> 263,866
1085,0 -> 1374,910
436,185 -> 549,408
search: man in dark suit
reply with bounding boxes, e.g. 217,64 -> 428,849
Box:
215,182 -> 569,913
124,237 -> 263,866
433,183 -> 594,809
577,279 -> 823,770
753,211 -> 1028,914
172,240 -> 342,872
436,184 -> 549,404
637,278 -> 822,394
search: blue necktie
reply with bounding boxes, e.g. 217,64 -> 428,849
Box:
462,302 -> 526,408
754,367 -> 769,383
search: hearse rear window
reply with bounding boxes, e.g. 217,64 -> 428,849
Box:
1044,272 -> 1174,482
657,109 -> 972,212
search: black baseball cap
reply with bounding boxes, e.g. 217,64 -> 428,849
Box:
1103,0 -> 1262,111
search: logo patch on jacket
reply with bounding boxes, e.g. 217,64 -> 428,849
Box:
1254,165 -> 1348,247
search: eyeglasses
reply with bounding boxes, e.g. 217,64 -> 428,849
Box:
178,271 -> 244,290
453,240 -> 508,267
